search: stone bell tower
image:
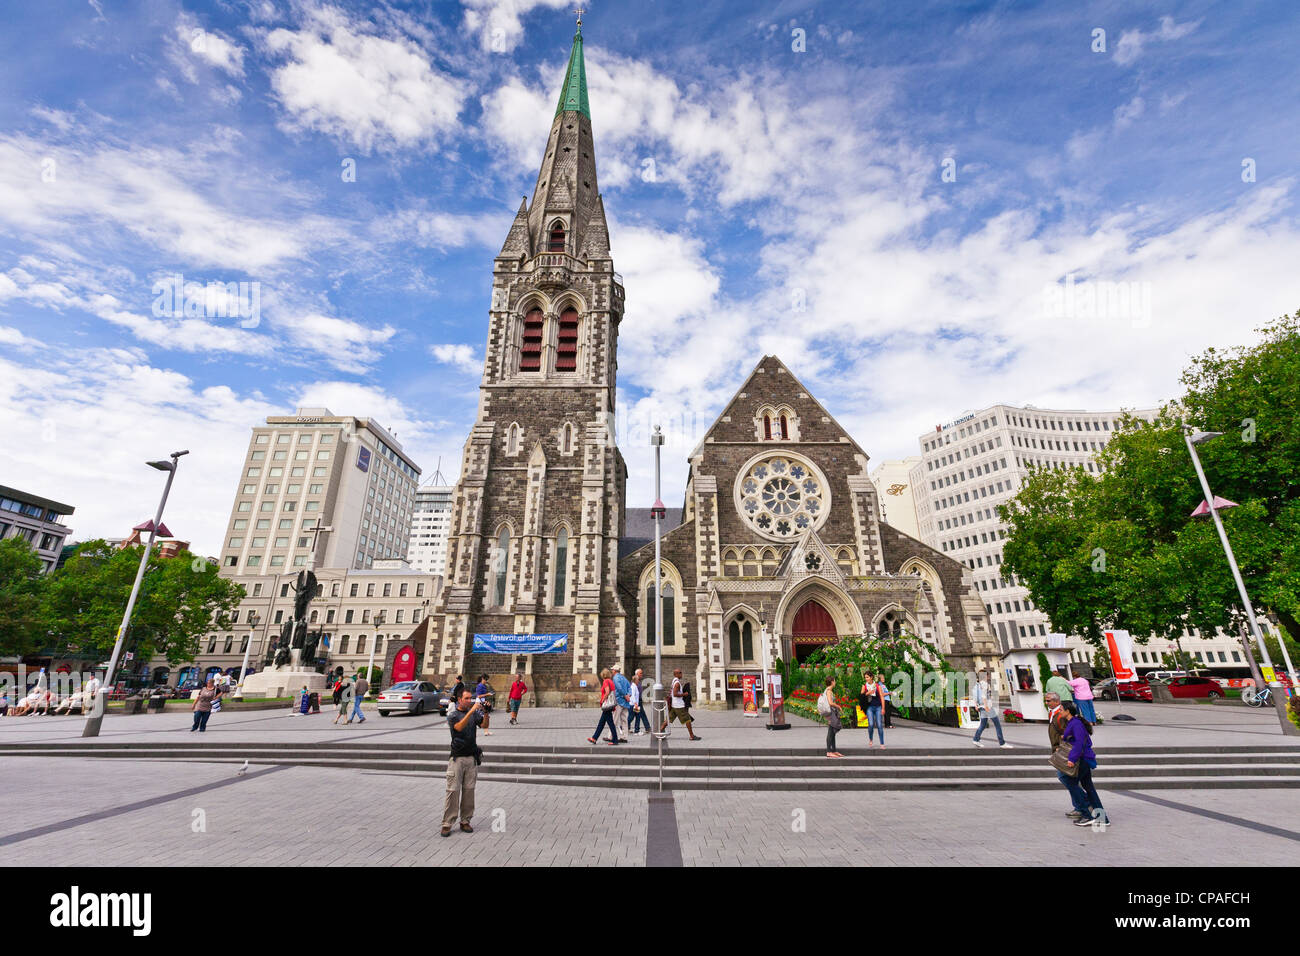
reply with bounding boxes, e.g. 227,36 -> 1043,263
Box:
420,14 -> 628,693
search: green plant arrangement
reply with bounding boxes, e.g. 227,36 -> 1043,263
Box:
1037,652 -> 1053,689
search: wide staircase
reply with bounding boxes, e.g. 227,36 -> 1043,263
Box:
4,740 -> 1299,790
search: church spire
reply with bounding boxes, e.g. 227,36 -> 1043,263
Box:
554,13 -> 590,120
505,9 -> 603,262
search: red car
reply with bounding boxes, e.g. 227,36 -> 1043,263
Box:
1165,675 -> 1225,699
1093,678 -> 1152,702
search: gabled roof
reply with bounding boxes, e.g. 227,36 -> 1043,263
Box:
687,354 -> 870,462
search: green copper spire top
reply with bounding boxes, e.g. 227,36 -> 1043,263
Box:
554,12 -> 590,120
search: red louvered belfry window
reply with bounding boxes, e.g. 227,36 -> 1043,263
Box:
519,308 -> 544,371
547,222 -> 565,252
556,308 -> 579,371
780,415 -> 789,439
763,415 -> 772,440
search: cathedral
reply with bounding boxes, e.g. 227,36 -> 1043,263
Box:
416,20 -> 999,704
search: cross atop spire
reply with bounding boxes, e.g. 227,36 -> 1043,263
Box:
554,8 -> 590,119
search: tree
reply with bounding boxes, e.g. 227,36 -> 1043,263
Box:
1160,651 -> 1197,672
1001,312 -> 1300,650
0,537 -> 47,657
41,540 -> 243,669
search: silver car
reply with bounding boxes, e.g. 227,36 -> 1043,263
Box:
377,681 -> 445,717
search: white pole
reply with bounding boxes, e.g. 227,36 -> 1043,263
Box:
1183,429 -> 1274,673
650,425 -> 666,791
83,450 -> 188,737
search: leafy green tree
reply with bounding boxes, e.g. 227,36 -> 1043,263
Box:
0,537 -> 48,657
41,540 -> 243,670
1001,313 -> 1300,650
1160,651 -> 1197,672
1036,651 -> 1053,688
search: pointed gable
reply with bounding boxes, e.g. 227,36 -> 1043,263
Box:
578,195 -> 611,258
690,355 -> 869,460
498,197 -> 532,258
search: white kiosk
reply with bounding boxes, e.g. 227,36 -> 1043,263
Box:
1000,645 -> 1072,721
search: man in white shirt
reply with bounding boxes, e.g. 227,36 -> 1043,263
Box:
666,668 -> 701,741
972,672 -> 1012,748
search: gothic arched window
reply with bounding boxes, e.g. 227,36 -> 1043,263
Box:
644,581 -> 676,646
729,617 -> 755,661
555,308 -> 579,371
561,422 -> 574,454
780,414 -> 789,439
493,527 -> 510,606
554,528 -> 569,607
519,308 -> 544,371
547,220 -> 565,252
763,415 -> 772,440
877,611 -> 903,639
507,423 -> 520,455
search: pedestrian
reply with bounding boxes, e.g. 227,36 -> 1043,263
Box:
859,672 -> 885,749
587,668 -> 620,745
333,678 -> 354,725
331,676 -> 343,708
352,672 -> 368,723
818,676 -> 844,758
1045,668 -> 1074,704
1045,691 -> 1091,821
191,678 -> 221,732
451,674 -> 465,703
880,674 -> 894,728
474,674 -> 493,735
1062,700 -> 1108,826
629,667 -> 651,735
1069,672 -> 1097,724
664,668 -> 701,741
972,671 -> 1012,748
0,692 -> 8,716
612,664 -> 632,742
441,687 -> 484,837
507,673 -> 528,724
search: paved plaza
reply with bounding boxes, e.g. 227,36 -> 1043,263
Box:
1,700 -> 1297,866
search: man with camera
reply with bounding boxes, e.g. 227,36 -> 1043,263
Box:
441,687 -> 485,837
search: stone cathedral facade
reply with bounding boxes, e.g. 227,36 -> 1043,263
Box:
418,22 -> 998,704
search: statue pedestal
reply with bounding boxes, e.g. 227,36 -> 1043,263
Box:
239,667 -> 327,700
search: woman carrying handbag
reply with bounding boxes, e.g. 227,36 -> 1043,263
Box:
818,676 -> 844,758
586,668 -> 620,745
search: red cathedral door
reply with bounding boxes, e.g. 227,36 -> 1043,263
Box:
791,600 -> 838,662
391,645 -> 416,683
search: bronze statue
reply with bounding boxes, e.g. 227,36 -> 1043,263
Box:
291,569 -> 317,623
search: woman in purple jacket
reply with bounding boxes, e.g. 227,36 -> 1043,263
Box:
1062,701 -> 1108,826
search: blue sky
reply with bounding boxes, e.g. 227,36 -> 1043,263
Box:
1,0 -> 1298,555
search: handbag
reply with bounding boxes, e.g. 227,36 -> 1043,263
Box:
1049,742 -> 1079,777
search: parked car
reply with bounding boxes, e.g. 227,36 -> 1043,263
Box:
377,681 -> 445,717
1092,678 -> 1153,702
1145,670 -> 1189,684
1165,675 -> 1225,699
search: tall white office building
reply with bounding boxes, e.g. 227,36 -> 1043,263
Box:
406,480 -> 454,577
219,408 -> 421,575
910,404 -> 1161,658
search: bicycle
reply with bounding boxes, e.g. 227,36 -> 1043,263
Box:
1242,685 -> 1272,708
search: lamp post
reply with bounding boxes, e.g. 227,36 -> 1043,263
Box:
83,450 -> 189,738
235,610 -> 258,698
650,425 -> 666,790
1183,426 -> 1295,734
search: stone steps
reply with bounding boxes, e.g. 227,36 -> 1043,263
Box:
4,741 -> 1299,790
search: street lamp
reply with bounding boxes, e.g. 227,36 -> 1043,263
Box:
83,450 -> 189,738
649,425 -> 668,790
1182,426 -> 1295,733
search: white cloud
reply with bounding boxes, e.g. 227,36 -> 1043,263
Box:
264,6 -> 466,152
275,312 -> 397,373
0,134 -> 331,273
461,0 -> 572,53
430,343 -> 481,373
0,348 -> 279,557
1114,16 -> 1201,67
167,12 -> 247,95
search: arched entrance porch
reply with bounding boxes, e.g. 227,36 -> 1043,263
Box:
790,600 -> 837,662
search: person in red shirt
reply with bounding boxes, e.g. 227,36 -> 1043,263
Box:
507,673 -> 528,725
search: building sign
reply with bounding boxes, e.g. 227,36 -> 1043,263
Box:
472,633 -> 568,654
356,447 -> 371,472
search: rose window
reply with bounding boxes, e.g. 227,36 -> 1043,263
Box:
734,454 -> 830,541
